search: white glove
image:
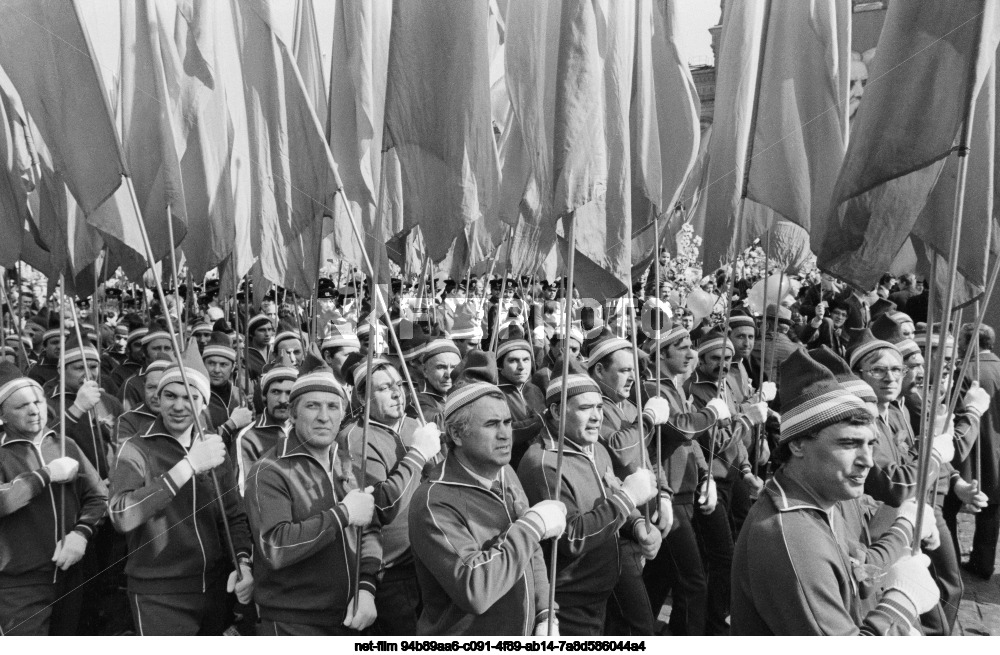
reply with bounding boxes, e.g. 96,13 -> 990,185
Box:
963,382 -> 991,416
343,589 -> 377,631
932,432 -> 955,464
226,561 -> 254,604
621,468 -> 658,506
759,381 -> 777,402
73,380 -> 102,414
186,434 -> 226,473
534,618 -> 560,636
51,531 -> 88,570
523,500 -> 568,540
339,486 -> 375,526
46,457 -> 80,483
954,478 -> 989,511
228,406 -> 254,430
656,496 -> 674,536
411,422 -> 443,461
742,402 -> 769,426
883,553 -> 939,615
633,520 -> 662,560
898,500 -> 940,551
706,397 -> 731,422
697,478 -> 718,514
642,397 -> 671,426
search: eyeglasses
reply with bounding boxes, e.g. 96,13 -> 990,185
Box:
863,366 -> 904,380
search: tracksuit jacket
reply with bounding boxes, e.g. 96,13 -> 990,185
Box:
517,418 -> 642,609
643,378 -> 717,504
234,414 -> 288,496
108,417 -> 252,594
207,382 -> 248,449
245,429 -> 381,629
113,404 -> 157,454
107,358 -> 142,400
409,454 -> 552,636
685,370 -> 753,483
44,381 -> 124,480
498,379 -> 545,470
732,469 -> 919,635
338,416 -> 425,571
0,430 -> 107,588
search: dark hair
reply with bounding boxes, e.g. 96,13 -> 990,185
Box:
961,322 -> 995,352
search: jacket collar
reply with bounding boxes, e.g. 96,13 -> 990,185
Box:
129,403 -> 157,419
429,452 -> 507,498
419,384 -> 446,403
278,427 -> 338,469
255,412 -> 288,430
764,469 -> 831,520
689,367 -> 721,388
0,428 -> 56,447
539,415 -> 592,457
979,350 -> 999,363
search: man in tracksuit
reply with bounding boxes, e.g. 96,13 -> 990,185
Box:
109,343 -> 253,635
339,359 -> 442,635
201,331 -> 253,449
640,326 -> 726,635
0,363 -> 107,635
684,331 -> 767,635
518,361 -> 660,636
114,359 -> 172,453
409,355 -> 566,636
585,333 -> 672,635
496,338 -> 546,470
234,365 -> 297,495
245,361 -> 380,635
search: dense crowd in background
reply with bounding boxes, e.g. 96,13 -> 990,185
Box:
0,252 -> 997,637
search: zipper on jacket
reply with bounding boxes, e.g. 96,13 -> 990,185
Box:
190,460 -> 207,593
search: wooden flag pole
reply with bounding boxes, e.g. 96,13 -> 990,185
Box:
489,225 -> 516,353
167,207 -> 182,333
57,275 -> 67,542
628,295 -> 652,529
652,216 -> 664,492
547,213 -> 577,636
350,269 -> 379,621
124,177 -> 242,579
754,229 -> 772,478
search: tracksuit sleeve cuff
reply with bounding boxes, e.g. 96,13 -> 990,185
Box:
331,503 -> 351,531
518,514 -> 545,541
34,466 -> 52,488
358,574 -> 378,596
878,592 -> 920,629
403,448 -> 427,468
72,523 -> 94,540
610,488 -> 637,517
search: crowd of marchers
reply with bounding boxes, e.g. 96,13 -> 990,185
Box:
0,262 -> 997,636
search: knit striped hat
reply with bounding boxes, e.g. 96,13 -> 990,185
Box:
778,349 -> 870,444
42,327 -> 68,345
62,335 -> 100,366
696,331 -> 735,357
870,311 -> 912,342
322,314 -> 361,351
290,348 -> 344,405
397,322 -> 431,361
246,314 -> 272,335
157,338 -> 211,402
140,325 -> 172,347
352,357 -> 393,388
643,326 -> 690,354
895,338 -> 921,359
545,356 -> 601,406
202,331 -> 236,363
422,338 -> 461,362
189,320 -> 213,336
808,345 -> 877,405
0,362 -> 42,407
847,329 -> 898,370
442,350 -> 503,423
497,338 -> 532,364
126,327 -> 148,348
728,310 -> 755,331
261,365 -> 298,393
585,333 -> 632,370
142,358 -> 175,376
553,326 -> 585,346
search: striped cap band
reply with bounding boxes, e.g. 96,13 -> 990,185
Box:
586,337 -> 632,370
421,339 -> 461,362
142,359 -> 174,375
840,378 -> 877,403
290,370 -> 344,405
449,325 -> 484,340
442,381 -> 504,423
545,373 -> 601,406
63,344 -> 100,365
895,338 -> 920,359
497,339 -> 532,363
780,388 -> 869,444
728,315 -> 755,330
141,331 -> 172,346
352,357 -> 392,387
157,366 -> 210,402
202,344 -> 236,363
247,314 -> 271,334
0,377 -> 42,407
697,335 -> 734,356
848,338 -> 897,369
553,327 -> 585,344
126,328 -> 148,346
322,334 -> 361,351
262,366 -> 298,391
42,328 -> 67,344
190,323 -> 212,335
645,326 -> 690,353
273,330 -> 302,347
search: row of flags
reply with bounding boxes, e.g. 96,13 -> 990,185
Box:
0,0 -> 998,313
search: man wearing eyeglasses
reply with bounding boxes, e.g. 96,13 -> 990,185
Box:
338,360 -> 443,635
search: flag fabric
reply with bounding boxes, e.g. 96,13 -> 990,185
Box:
174,0 -> 250,280
326,0 -> 395,280
0,0 -> 124,215
819,0 -> 1000,290
230,0 -> 340,297
119,0 -> 187,267
0,66 -> 34,267
383,0 -> 499,263
630,0 -> 702,282
745,0 -> 850,246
